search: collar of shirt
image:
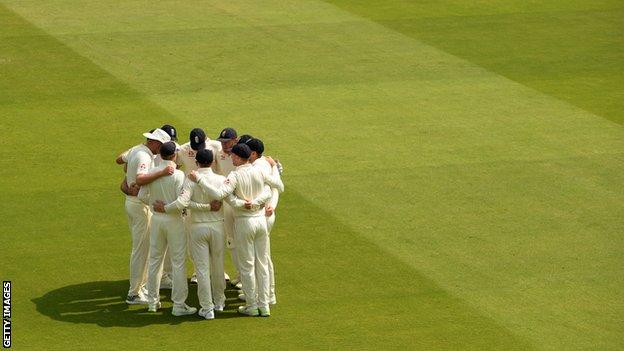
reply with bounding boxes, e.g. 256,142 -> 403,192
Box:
197,167 -> 214,175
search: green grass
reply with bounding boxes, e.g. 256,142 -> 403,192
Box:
0,0 -> 623,350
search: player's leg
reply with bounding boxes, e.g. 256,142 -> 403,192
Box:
189,222 -> 213,312
125,198 -> 151,300
209,222 -> 226,310
266,213 -> 276,304
146,217 -> 167,309
234,218 -> 259,316
253,217 -> 271,316
224,204 -> 241,286
167,216 -> 196,316
161,248 -> 173,289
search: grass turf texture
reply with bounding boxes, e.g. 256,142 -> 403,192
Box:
0,0 -> 623,349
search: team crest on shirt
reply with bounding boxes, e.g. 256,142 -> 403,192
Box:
139,163 -> 147,170
221,155 -> 226,160
224,179 -> 230,184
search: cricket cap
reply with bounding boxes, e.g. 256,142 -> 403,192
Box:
217,127 -> 237,141
190,128 -> 206,151
246,138 -> 264,155
143,128 -> 171,144
231,143 -> 251,159
161,124 -> 178,141
237,134 -> 254,145
160,141 -> 177,158
195,149 -> 214,165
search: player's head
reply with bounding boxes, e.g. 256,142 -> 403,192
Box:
195,149 -> 214,168
160,124 -> 178,142
230,143 -> 251,166
190,128 -> 206,151
217,127 -> 237,154
237,134 -> 254,145
143,128 -> 171,154
160,141 -> 177,161
246,138 -> 264,162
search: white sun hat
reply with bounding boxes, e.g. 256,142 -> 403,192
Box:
143,128 -> 171,144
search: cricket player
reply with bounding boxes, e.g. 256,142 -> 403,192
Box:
122,128 -> 172,304
213,128 -> 242,286
176,128 -> 223,284
189,144 -> 284,317
246,138 -> 282,305
138,142 -> 197,316
117,124 -> 179,290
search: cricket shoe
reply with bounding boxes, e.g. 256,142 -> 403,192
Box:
190,273 -> 198,284
198,308 -> 215,320
172,304 -> 197,316
237,306 -> 259,317
126,294 -> 148,305
224,272 -> 230,282
147,302 -> 161,312
214,304 -> 224,312
259,307 -> 270,317
230,276 -> 241,287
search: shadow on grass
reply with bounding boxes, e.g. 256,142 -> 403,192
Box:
32,280 -> 246,327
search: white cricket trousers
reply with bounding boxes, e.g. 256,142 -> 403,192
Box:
224,203 -> 242,279
266,213 -> 276,302
125,197 -> 151,296
146,213 -> 188,307
234,216 -> 270,309
189,220 -> 226,310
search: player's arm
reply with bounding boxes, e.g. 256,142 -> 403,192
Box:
190,171 -> 237,200
252,185 -> 273,207
136,165 -> 174,186
162,178 -> 193,213
120,177 -> 140,196
116,150 -> 128,165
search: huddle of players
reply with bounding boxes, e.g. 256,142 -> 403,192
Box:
118,125 -> 284,319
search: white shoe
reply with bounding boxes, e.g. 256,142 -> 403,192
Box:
237,306 -> 259,317
214,304 -> 224,312
126,294 -> 148,305
160,276 -> 173,290
237,293 -> 246,302
224,272 -> 230,282
147,302 -> 161,312
172,304 -> 197,316
234,282 -> 242,289
198,308 -> 215,320
190,273 -> 198,284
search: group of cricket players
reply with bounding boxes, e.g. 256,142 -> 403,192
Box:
117,124 -> 284,319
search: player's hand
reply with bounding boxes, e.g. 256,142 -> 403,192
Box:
265,156 -> 276,167
210,200 -> 222,211
152,200 -> 166,213
265,206 -> 274,217
189,171 -> 199,182
161,165 -> 175,176
128,183 -> 140,197
244,200 -> 253,209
